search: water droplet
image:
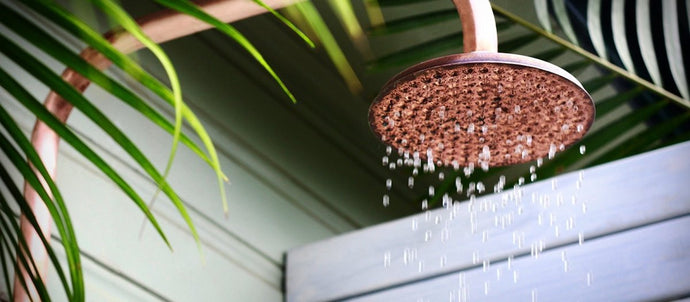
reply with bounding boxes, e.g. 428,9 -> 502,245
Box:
455,123 -> 461,132
452,160 -> 460,171
481,161 -> 490,172
418,260 -> 424,272
385,146 -> 392,155
483,259 -> 490,272
476,182 -> 486,194
385,178 -> 392,190
578,232 -> 584,245
438,172 -> 445,181
389,162 -> 396,170
382,156 -> 388,166
382,194 -> 390,207
396,158 -> 403,166
412,168 -> 419,176
548,144 -> 557,159
586,272 -> 593,286
530,173 -> 537,182
514,105 -> 521,113
411,218 -> 418,231
467,110 -> 473,117
464,163 -> 475,177
513,270 -> 519,283
455,177 -> 463,193
442,194 -> 451,208
425,230 -> 432,242
561,124 -> 570,132
536,157 -> 543,167
529,165 -> 536,173
408,176 -> 415,189
577,124 -> 584,133
551,179 -> 558,190
440,255 -> 447,267
441,228 -> 449,242
531,289 -> 538,302
496,268 -> 501,281
383,251 -> 391,267
484,281 -> 489,295
559,143 -> 565,151
518,177 -> 525,185
420,134 -> 425,142
467,123 -> 475,134
579,145 -> 586,155
428,186 -> 435,197
481,125 -> 489,134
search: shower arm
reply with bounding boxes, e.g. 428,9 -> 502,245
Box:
15,0 -> 295,301
453,0 -> 498,53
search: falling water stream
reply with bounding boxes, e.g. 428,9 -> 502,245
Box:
377,120 -> 591,301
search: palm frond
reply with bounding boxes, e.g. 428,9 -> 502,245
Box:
1,0 -> 311,300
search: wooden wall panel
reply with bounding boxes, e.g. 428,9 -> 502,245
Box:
286,141 -> 690,301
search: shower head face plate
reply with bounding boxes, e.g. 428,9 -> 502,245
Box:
369,53 -> 595,167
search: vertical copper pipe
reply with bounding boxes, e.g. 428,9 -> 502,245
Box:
452,0 -> 498,52
13,0 -> 295,301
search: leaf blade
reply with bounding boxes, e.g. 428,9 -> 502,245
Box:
662,0 -> 689,100
0,64 -> 171,250
611,0 -> 636,74
22,0 -> 229,212
587,0 -> 607,59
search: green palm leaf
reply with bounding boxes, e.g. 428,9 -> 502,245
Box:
0,0 -> 313,300
21,0 -> 230,214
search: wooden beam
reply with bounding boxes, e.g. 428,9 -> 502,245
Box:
347,215 -> 690,301
286,141 -> 690,301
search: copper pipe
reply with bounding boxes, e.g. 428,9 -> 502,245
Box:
453,0 -> 497,53
14,0 -> 295,301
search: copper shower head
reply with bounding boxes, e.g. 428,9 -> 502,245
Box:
369,0 -> 595,167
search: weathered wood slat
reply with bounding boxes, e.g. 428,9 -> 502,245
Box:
346,215 -> 690,302
286,141 -> 690,302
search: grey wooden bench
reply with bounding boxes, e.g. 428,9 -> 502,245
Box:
287,141 -> 690,301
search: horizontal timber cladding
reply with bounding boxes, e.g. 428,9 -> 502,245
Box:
286,141 -> 690,302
